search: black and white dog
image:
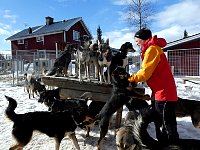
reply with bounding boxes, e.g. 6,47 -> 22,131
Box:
110,42 -> 134,73
38,89 -> 102,137
104,42 -> 134,83
93,66 -> 143,150
5,95 -> 89,150
38,88 -> 90,112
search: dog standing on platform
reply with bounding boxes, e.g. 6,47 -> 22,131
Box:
46,44 -> 75,76
89,42 -> 100,80
98,39 -> 112,84
74,36 -> 91,82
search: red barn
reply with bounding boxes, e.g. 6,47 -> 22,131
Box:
6,16 -> 92,62
163,33 -> 200,76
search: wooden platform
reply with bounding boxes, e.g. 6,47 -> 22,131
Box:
42,76 -> 145,128
42,76 -> 113,101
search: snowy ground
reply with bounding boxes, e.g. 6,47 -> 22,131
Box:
1,75 -> 200,150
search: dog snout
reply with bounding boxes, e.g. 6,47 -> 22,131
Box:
38,99 -> 43,103
79,116 -> 94,129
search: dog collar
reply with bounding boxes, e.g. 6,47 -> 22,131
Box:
71,114 -> 80,126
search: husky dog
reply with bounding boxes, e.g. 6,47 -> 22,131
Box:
98,39 -> 112,84
89,42 -> 100,80
74,35 -> 91,82
24,73 -> 46,99
116,111 -> 144,150
116,110 -> 159,150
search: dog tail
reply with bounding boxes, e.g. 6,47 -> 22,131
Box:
5,95 -> 18,121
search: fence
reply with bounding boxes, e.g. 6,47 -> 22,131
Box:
0,50 -> 59,86
2,48 -> 200,86
167,48 -> 200,77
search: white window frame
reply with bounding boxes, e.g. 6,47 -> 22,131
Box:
73,30 -> 80,41
36,36 -> 44,42
17,39 -> 24,44
37,50 -> 46,59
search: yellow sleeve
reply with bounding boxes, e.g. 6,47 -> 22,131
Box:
128,45 -> 161,82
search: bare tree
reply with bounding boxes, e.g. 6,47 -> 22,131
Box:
125,0 -> 155,30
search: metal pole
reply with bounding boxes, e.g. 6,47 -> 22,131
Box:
12,70 -> 15,86
37,51 -> 40,77
55,42 -> 58,58
11,59 -> 15,86
16,50 -> 19,85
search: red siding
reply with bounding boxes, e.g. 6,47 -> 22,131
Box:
67,21 -> 89,48
171,40 -> 200,49
44,33 -> 64,50
168,49 -> 200,76
11,20 -> 90,61
165,37 -> 200,76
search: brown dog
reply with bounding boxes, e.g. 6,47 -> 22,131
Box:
176,97 -> 200,129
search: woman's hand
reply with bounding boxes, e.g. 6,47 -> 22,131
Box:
127,82 -> 137,91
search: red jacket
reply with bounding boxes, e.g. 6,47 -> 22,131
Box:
128,35 -> 177,101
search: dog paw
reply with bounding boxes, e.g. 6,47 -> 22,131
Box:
107,81 -> 111,85
87,79 -> 91,82
98,81 -> 103,85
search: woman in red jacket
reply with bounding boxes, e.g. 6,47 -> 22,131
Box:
128,28 -> 180,148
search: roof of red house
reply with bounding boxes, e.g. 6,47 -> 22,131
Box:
6,17 -> 92,41
164,32 -> 200,50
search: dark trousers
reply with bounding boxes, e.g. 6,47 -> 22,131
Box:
153,100 -> 180,145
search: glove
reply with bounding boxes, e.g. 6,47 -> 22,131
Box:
128,74 -> 136,83
130,82 -> 137,87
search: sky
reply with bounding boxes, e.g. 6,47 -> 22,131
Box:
1,66 -> 200,149
0,0 -> 200,53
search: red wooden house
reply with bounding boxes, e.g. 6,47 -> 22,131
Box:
6,16 -> 92,62
163,33 -> 200,76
